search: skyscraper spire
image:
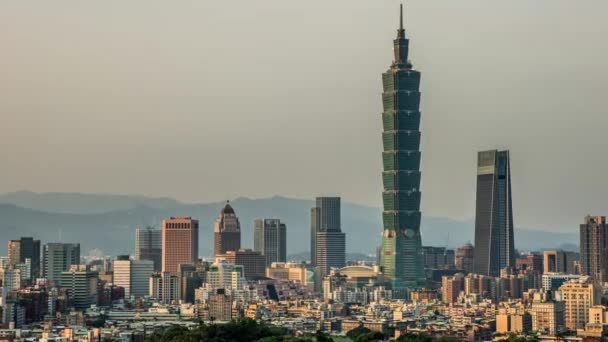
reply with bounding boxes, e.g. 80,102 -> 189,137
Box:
397,3 -> 405,39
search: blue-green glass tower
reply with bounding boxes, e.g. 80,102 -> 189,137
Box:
379,5 -> 426,291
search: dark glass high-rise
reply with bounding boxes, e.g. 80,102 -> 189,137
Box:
473,149 -> 515,276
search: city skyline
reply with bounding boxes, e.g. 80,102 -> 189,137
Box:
2,1 -> 608,235
1,3 -> 608,338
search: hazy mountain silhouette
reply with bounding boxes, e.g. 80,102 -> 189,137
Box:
0,192 -> 577,257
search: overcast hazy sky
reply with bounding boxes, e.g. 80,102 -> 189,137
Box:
1,1 -> 607,233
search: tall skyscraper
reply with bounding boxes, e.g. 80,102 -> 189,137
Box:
7,238 -> 41,280
473,149 -> 515,277
135,227 -> 162,272
161,217 -> 199,276
311,197 -> 341,267
254,219 -> 287,267
580,215 -> 608,282
43,243 -> 80,284
214,201 -> 241,256
379,5 -> 426,290
113,255 -> 155,298
311,197 -> 345,287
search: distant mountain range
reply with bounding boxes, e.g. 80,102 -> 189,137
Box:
0,191 -> 578,257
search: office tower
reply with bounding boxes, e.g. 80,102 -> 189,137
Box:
161,217 -> 199,276
214,201 -> 241,256
43,243 -> 80,284
473,149 -> 515,277
0,268 -> 22,290
315,232 -> 346,282
254,219 -> 287,267
266,263 -> 308,285
530,300 -> 565,336
311,197 -> 341,267
559,276 -> 601,330
149,272 -> 180,304
441,273 -> 464,304
455,243 -> 475,273
208,289 -> 232,321
222,249 -> 265,280
178,263 -> 205,303
7,241 -> 21,266
516,253 -> 543,273
135,227 -> 162,272
311,197 -> 345,288
541,273 -> 582,291
379,5 -> 426,291
112,256 -> 154,298
422,247 -> 455,269
543,250 -> 579,274
59,265 -> 98,309
14,238 -> 41,279
580,215 -> 608,282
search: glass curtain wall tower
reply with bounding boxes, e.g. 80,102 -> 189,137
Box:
379,5 -> 426,290
473,149 -> 515,276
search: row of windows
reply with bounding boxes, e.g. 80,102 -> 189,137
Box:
382,151 -> 421,171
382,111 -> 420,131
382,71 -> 421,91
383,131 -> 421,151
382,92 -> 421,112
383,191 -> 421,211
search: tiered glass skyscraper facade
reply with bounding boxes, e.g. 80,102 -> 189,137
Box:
379,5 -> 425,290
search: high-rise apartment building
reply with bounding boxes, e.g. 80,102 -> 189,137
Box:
530,299 -> 565,336
379,6 -> 426,290
59,265 -> 98,309
205,262 -> 246,292
455,243 -> 475,273
113,255 -> 155,298
149,272 -> 180,304
161,217 -> 199,276
441,273 -> 464,304
559,276 -> 601,330
43,243 -> 80,284
135,227 -> 162,272
580,215 -> 608,282
214,202 -> 241,256
473,149 -> 515,277
208,289 -> 232,322
311,197 -> 341,267
254,219 -> 287,267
